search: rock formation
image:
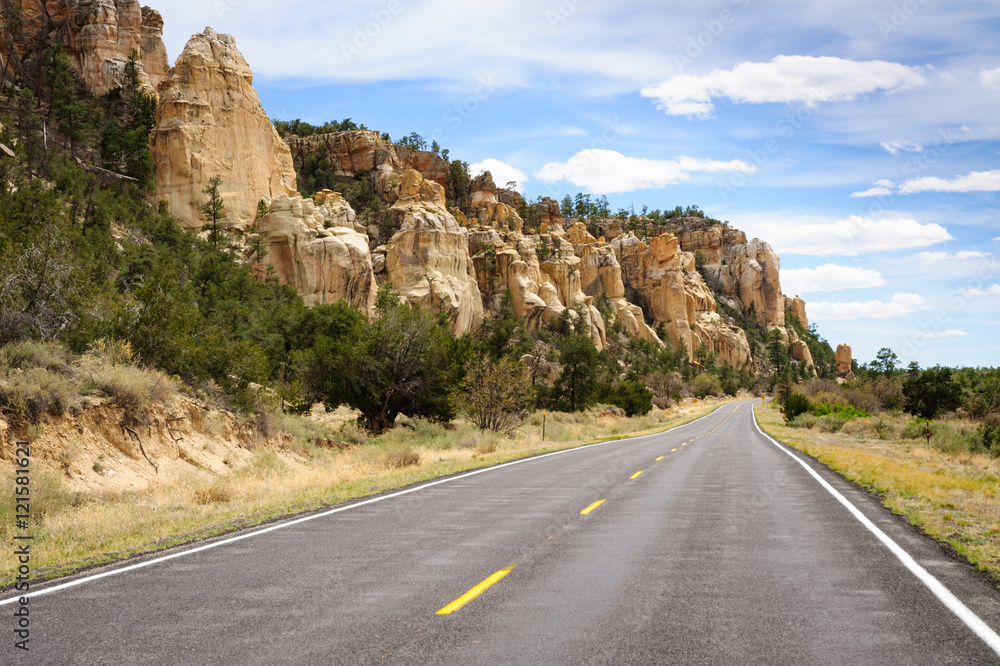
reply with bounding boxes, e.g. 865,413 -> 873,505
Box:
836,344 -> 854,378
467,171 -> 523,232
786,296 -> 808,330
18,1 -> 167,96
256,194 -> 376,314
678,225 -> 785,331
288,131 -> 402,177
614,231 -> 752,369
380,169 -> 483,335
151,28 -> 297,231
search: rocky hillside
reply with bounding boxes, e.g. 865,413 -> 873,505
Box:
139,26 -> 830,375
0,7 -> 847,383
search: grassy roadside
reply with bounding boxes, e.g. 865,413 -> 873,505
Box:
1,399 -> 733,590
755,401 -> 1000,586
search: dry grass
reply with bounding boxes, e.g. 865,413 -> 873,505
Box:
756,401 -> 1000,585
0,397 -> 736,588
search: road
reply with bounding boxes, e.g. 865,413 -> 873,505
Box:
7,400 -> 1000,664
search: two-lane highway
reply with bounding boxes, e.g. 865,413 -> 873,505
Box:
7,400 -> 1000,664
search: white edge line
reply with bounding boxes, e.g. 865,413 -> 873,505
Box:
750,402 -> 1000,656
0,402 -> 741,606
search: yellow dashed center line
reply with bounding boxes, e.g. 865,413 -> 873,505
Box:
671,448 -> 678,452
437,566 -> 515,615
581,499 -> 606,515
630,470 -> 644,479
655,456 -> 665,461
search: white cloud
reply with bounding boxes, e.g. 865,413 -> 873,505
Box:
470,159 -> 528,189
809,293 -> 926,320
916,251 -> 990,263
899,169 -> 1000,194
781,264 -> 886,294
640,55 -> 928,118
927,330 -> 968,338
850,179 -> 895,198
880,140 -> 923,155
981,67 -> 1000,91
969,284 -> 1000,297
993,237 -> 1000,242
534,149 -> 754,195
738,215 -> 953,256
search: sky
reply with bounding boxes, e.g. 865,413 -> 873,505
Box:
155,0 -> 1000,369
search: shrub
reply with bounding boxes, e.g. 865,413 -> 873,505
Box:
903,366 -> 962,419
82,364 -> 174,420
789,413 -> 818,429
601,379 -> 653,417
0,340 -> 71,372
817,414 -> 848,433
0,367 -> 79,424
194,479 -> 234,504
812,402 -> 870,419
645,370 -> 685,402
337,419 -> 368,445
690,373 -> 722,399
382,447 -> 420,469
452,356 -> 529,435
781,393 -> 811,423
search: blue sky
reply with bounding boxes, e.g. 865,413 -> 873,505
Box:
156,0 -> 1000,369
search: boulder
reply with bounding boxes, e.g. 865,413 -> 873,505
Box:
151,28 -> 297,231
258,195 -> 376,315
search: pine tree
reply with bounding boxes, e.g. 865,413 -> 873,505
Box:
201,175 -> 226,249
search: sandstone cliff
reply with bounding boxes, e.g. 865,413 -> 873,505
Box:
614,231 -> 752,369
678,225 -> 785,331
378,169 -> 483,335
150,28 -> 297,231
288,130 -> 401,177
257,194 -> 377,315
18,1 -> 167,96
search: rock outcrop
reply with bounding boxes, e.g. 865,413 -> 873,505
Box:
380,169 -> 483,335
398,146 -> 448,189
18,1 -> 167,96
467,172 -> 523,232
786,296 -> 808,330
288,131 -> 402,177
679,225 -> 785,331
836,344 -> 854,378
257,194 -> 376,314
614,231 -> 752,369
151,28 -> 297,231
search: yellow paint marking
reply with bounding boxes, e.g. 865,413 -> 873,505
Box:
630,470 -> 644,479
655,456 -> 665,461
581,499 -> 606,515
681,443 -> 686,446
671,448 -> 678,452
437,566 -> 515,615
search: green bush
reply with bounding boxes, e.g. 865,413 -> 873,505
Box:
690,373 -> 722,399
812,402 -> 870,419
600,379 -> 653,417
781,393 -> 811,423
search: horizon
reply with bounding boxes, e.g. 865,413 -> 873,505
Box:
155,0 -> 1000,369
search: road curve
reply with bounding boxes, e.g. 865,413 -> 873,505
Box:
7,399 -> 1000,664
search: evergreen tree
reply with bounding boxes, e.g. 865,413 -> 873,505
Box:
201,175 -> 226,249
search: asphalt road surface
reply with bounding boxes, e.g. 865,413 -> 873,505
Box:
7,399 -> 1000,664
